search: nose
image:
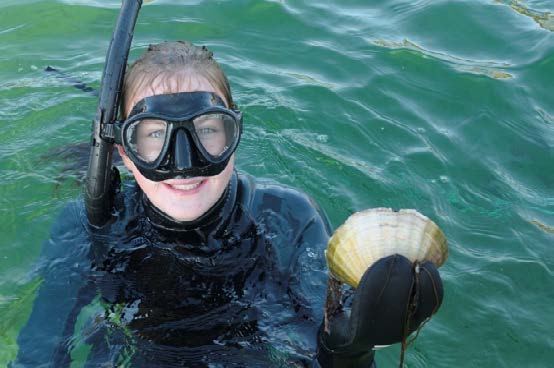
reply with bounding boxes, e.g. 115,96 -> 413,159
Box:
174,129 -> 193,170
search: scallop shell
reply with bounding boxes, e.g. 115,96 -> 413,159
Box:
325,208 -> 448,288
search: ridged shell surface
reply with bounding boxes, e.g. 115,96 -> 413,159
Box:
325,208 -> 448,288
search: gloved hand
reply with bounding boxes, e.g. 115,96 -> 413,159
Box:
317,254 -> 443,367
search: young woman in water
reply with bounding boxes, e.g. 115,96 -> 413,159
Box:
13,41 -> 443,367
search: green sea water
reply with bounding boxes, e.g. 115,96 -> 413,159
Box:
0,0 -> 552,366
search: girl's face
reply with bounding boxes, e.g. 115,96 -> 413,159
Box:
118,75 -> 235,222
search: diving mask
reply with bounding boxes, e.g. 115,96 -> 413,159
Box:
112,91 -> 242,181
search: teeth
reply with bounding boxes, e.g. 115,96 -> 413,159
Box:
170,182 -> 201,190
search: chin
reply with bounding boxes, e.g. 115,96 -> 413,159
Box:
164,202 -> 211,222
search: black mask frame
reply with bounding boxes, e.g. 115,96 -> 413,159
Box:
112,91 -> 243,181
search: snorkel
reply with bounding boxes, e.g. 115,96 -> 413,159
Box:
85,0 -> 143,227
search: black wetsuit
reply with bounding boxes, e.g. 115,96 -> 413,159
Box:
12,171 -> 379,367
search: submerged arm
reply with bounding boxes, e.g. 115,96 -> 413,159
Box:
11,203 -> 95,368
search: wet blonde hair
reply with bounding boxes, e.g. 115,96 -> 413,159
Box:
121,41 -> 235,117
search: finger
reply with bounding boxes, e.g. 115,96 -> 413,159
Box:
411,261 -> 443,328
350,254 -> 414,346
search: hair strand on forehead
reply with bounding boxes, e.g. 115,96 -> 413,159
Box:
121,41 -> 234,117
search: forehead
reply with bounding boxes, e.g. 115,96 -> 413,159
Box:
125,73 -> 226,115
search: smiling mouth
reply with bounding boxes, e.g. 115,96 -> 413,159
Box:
170,182 -> 201,190
163,178 -> 206,194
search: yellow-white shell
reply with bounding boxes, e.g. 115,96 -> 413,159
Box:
325,208 -> 448,288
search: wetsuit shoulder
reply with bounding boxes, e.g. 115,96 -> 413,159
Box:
234,172 -> 331,322
50,200 -> 86,230
42,200 -> 90,259
235,171 -> 332,234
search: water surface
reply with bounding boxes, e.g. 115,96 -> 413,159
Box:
0,0 -> 553,366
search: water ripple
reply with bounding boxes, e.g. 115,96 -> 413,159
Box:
1,1 -> 553,366
527,218 -> 554,234
373,39 -> 514,79
496,0 -> 554,32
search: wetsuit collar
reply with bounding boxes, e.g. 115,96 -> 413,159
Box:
142,170 -> 238,233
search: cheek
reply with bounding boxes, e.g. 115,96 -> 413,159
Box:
117,145 -> 135,172
207,157 -> 234,195
220,156 -> 235,181
133,167 -> 158,191
120,154 -> 159,195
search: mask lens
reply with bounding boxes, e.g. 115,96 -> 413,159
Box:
126,119 -> 168,163
193,113 -> 238,157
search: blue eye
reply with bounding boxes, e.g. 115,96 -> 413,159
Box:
148,130 -> 164,139
196,127 -> 218,136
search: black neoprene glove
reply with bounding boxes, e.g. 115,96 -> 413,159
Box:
317,254 -> 443,368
